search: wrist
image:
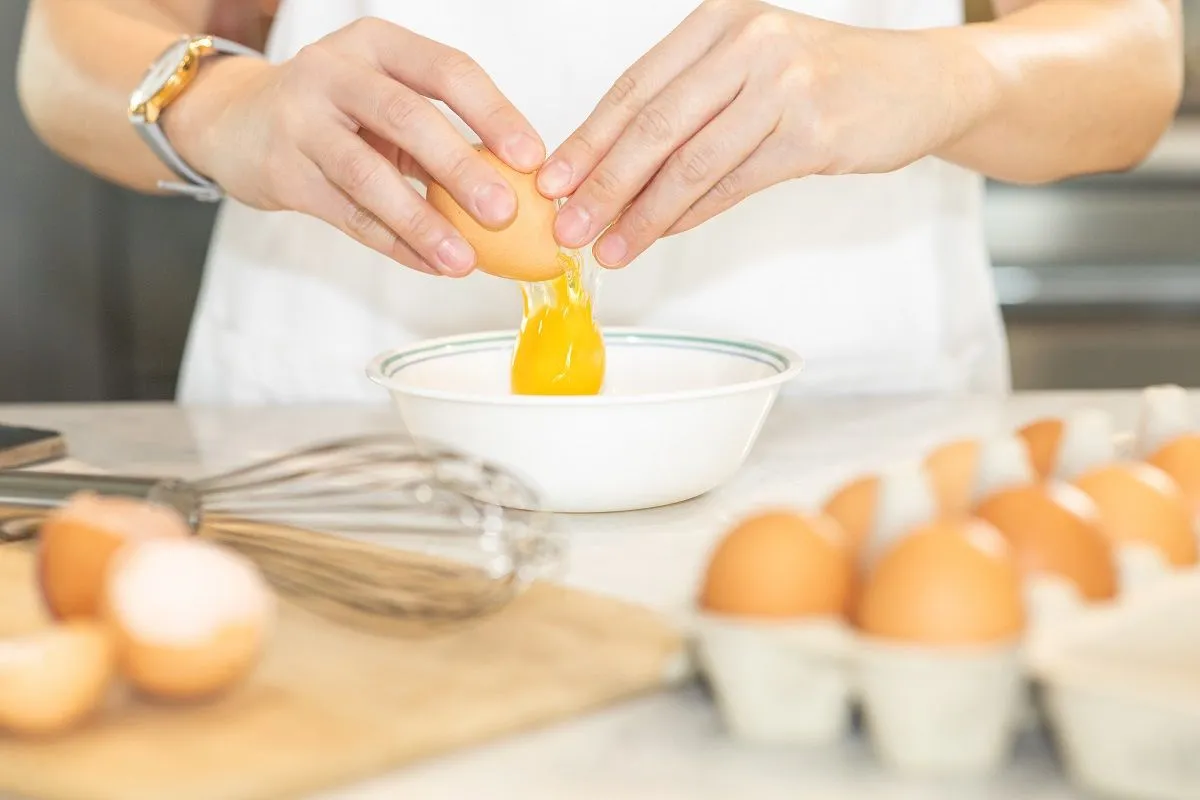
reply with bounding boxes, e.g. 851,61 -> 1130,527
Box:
915,25 -> 1004,152
160,55 -> 271,184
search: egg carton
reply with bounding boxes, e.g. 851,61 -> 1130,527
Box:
1028,568 -> 1200,800
690,562 -> 1200,796
687,390 -> 1200,794
690,612 -> 1025,776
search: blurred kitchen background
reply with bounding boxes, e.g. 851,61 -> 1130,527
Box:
2,1 -> 1200,402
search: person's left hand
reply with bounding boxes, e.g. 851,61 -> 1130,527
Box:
537,0 -> 989,268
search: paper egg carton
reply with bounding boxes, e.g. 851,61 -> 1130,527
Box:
1027,568 -> 1200,800
691,610 -> 1028,778
689,387 -> 1200,794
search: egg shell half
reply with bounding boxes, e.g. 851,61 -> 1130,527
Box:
821,475 -> 878,558
37,493 -> 190,621
699,510 -> 852,619
426,147 -> 562,282
924,439 -> 980,518
103,538 -> 275,702
1017,418 -> 1063,481
0,621 -> 115,736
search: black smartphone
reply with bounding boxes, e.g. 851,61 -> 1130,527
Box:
0,424 -> 68,469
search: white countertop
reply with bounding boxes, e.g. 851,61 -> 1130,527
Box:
4,391 -> 1179,800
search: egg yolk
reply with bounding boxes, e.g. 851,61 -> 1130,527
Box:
510,250 -> 606,396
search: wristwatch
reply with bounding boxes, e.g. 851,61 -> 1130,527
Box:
128,35 -> 263,202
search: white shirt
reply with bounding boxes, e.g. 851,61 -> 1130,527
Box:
177,0 -> 1011,406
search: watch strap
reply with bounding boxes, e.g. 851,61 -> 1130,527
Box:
134,35 -> 264,202
136,123 -> 223,202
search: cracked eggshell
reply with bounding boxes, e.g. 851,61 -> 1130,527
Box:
0,622 -> 115,736
426,147 -> 562,282
103,538 -> 275,702
37,493 -> 190,621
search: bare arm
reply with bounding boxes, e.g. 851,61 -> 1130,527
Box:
937,0 -> 1183,183
539,0 -> 1184,267
16,0 -> 247,192
17,1 -> 546,278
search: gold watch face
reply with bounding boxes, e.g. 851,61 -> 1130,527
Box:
128,36 -> 215,123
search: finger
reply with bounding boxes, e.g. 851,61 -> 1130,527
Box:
592,88 -> 776,268
665,136 -> 793,237
397,150 -> 433,187
553,47 -> 747,250
333,19 -> 544,171
332,66 -> 518,230
537,1 -> 735,199
302,178 -> 440,276
302,129 -> 477,276
359,129 -> 433,186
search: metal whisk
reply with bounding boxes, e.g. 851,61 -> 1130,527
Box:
0,434 -> 562,626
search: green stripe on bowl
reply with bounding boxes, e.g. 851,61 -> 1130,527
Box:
380,331 -> 791,378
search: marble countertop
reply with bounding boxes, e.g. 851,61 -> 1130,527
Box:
2,391 -> 1181,800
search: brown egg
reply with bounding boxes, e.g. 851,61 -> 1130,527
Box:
1017,409 -> 1116,484
104,538 -> 275,701
974,483 -> 1118,602
856,519 -> 1025,645
38,493 -> 190,620
0,621 -> 114,736
1135,384 -> 1200,514
1073,463 -> 1198,567
821,475 -> 878,557
1147,433 -> 1200,514
1017,418 -> 1063,481
924,438 -> 980,518
426,147 -> 562,282
699,510 -> 852,619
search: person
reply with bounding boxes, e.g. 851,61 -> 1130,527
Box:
17,0 -> 1182,405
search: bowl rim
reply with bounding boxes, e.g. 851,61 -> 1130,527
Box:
365,326 -> 804,407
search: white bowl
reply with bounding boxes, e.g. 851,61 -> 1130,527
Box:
366,328 -> 802,513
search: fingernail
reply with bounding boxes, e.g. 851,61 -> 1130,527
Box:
595,233 -> 628,267
504,132 -> 545,171
554,205 -> 592,247
537,159 -> 573,197
436,237 -> 474,275
472,182 -> 517,227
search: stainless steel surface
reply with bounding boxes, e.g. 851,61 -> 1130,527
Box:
1184,0 -> 1200,111
986,117 -> 1200,391
0,471 -> 200,539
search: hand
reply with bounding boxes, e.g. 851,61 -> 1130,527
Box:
163,18 -> 546,276
537,0 -> 990,268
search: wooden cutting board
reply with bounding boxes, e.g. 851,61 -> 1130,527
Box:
0,527 -> 686,800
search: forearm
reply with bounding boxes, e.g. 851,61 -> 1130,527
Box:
935,0 -> 1183,184
16,0 -> 233,193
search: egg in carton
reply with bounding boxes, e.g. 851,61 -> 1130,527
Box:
691,510 -> 857,745
1020,402 -> 1198,593
1014,385 -> 1200,800
690,458 -> 1030,775
688,386 -> 1200,780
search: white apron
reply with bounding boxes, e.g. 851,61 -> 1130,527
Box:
177,0 -> 1011,406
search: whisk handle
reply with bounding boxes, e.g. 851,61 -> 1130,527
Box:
0,471 -> 203,532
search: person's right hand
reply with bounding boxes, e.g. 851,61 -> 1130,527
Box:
162,17 -> 545,277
